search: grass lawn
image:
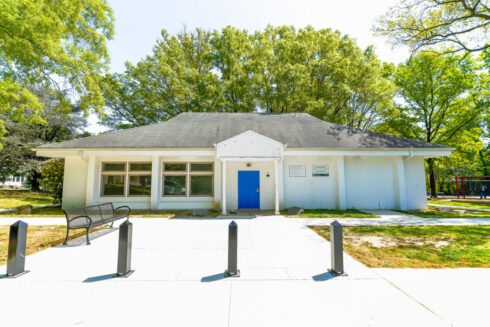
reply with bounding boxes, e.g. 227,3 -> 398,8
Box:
311,225 -> 490,268
0,190 -> 54,209
0,207 -> 221,218
0,225 -> 107,266
283,209 -> 379,218
428,199 -> 490,210
399,207 -> 490,218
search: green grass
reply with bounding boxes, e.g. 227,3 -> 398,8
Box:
428,199 -> 490,210
0,206 -> 221,218
0,190 -> 54,209
399,207 -> 490,218
0,225 -> 107,266
311,225 -> 490,268
283,209 -> 379,218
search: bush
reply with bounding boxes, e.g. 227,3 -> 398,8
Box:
40,159 -> 64,204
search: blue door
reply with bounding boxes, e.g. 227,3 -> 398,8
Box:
238,171 -> 260,209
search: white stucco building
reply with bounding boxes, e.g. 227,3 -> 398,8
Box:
36,113 -> 451,213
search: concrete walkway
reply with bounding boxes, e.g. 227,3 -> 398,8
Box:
429,203 -> 490,212
1,209 -> 490,227
0,217 -> 462,327
292,209 -> 490,226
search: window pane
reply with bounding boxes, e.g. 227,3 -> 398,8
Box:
103,163 -> 126,171
129,175 -> 151,196
130,163 -> 152,171
190,176 -> 213,196
190,163 -> 213,172
102,175 -> 125,196
163,176 -> 186,196
164,163 -> 186,172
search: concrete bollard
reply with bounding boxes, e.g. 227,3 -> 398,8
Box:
329,220 -> 345,276
116,220 -> 134,277
225,220 -> 240,277
6,220 -> 29,277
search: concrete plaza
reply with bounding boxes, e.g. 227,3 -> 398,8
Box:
0,216 -> 487,326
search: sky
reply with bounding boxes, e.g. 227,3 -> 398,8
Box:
86,0 -> 410,133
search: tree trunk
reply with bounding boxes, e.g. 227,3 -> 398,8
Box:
427,158 -> 437,198
29,170 -> 42,191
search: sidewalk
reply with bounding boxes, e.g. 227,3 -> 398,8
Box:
1,209 -> 490,227
290,210 -> 490,226
0,218 -> 452,327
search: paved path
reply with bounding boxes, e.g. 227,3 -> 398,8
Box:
429,203 -> 490,212
1,209 -> 490,227
0,217 -> 459,327
291,210 -> 490,226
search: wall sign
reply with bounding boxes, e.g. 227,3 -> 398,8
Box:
289,165 -> 306,177
312,165 -> 329,176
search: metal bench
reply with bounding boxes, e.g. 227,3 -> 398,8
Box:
63,203 -> 131,245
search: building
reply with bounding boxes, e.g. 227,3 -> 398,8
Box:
35,113 -> 452,213
0,175 -> 28,189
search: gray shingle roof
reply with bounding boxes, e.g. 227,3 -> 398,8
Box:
37,112 -> 449,150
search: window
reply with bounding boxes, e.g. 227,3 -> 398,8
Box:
162,162 -> 213,197
101,162 -> 152,197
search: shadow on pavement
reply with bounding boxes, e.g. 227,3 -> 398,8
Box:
312,271 -> 339,282
83,273 -> 116,283
201,273 -> 226,282
56,228 -> 118,247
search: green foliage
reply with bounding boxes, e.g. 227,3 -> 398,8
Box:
102,26 -> 395,130
40,159 -> 64,203
375,0 -> 490,54
0,86 -> 87,191
375,51 -> 487,196
0,0 -> 114,144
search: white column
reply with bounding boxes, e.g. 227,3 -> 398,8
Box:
150,155 -> 160,210
274,159 -> 280,214
221,160 -> 227,215
85,156 -> 96,206
337,156 -> 346,210
397,157 -> 407,211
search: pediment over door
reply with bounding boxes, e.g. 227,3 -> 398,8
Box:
216,130 -> 284,159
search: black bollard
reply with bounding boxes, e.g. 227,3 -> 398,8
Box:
225,220 -> 239,277
116,220 -> 134,277
6,220 -> 29,277
329,220 -> 346,276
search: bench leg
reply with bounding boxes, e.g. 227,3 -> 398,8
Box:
63,227 -> 70,245
86,228 -> 91,245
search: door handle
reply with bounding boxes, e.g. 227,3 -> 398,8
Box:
256,188 -> 260,192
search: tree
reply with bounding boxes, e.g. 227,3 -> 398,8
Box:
102,26 -> 395,130
375,0 -> 490,54
0,0 -> 114,145
102,29 -> 222,128
375,52 -> 486,197
0,87 -> 87,190
40,159 -> 64,203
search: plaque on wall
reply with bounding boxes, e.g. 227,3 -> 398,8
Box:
312,165 -> 329,176
289,165 -> 306,177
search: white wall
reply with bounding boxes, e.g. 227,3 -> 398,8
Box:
344,157 -> 397,209
61,152 -> 429,211
225,161 -> 277,210
404,157 -> 428,209
283,157 -> 338,209
62,156 -> 88,209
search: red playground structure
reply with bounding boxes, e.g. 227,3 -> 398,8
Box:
455,176 -> 490,198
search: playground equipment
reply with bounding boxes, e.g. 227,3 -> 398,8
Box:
455,176 -> 490,198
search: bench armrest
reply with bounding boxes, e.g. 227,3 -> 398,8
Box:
67,215 -> 93,228
114,205 -> 131,219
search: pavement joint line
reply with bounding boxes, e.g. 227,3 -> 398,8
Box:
372,269 -> 454,327
227,282 -> 233,327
